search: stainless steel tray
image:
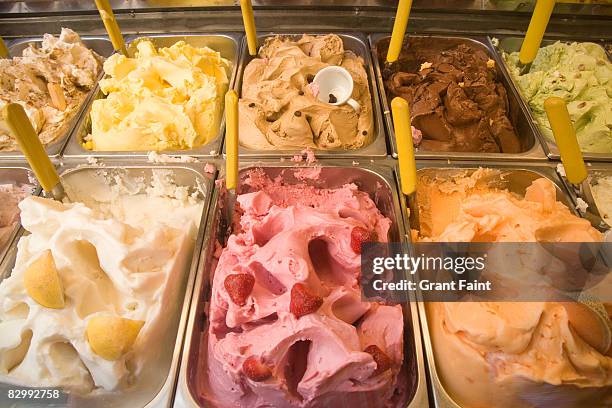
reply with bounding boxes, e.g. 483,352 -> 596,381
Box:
0,165 -> 38,266
399,162 -> 575,408
229,33 -> 388,159
369,33 -> 547,161
3,36 -> 114,160
494,36 -> 612,162
63,33 -> 242,159
557,162 -> 612,230
0,163 -> 216,408
174,162 -> 428,408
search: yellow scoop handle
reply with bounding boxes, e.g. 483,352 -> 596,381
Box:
225,90 -> 239,191
519,0 -> 556,65
544,97 -> 587,185
0,36 -> 8,58
94,0 -> 127,56
391,97 -> 417,196
240,0 -> 258,56
4,103 -> 60,193
386,0 -> 413,63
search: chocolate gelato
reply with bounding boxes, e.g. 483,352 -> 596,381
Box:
380,38 -> 521,153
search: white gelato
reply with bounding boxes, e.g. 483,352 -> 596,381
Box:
0,169 -> 204,393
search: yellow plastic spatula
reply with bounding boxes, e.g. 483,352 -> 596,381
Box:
0,36 -> 8,58
95,0 -> 127,56
544,97 -> 587,185
391,97 -> 419,230
386,0 -> 413,63
518,0 -> 556,73
240,0 -> 258,56
225,89 -> 239,230
4,103 -> 64,200
544,96 -> 606,230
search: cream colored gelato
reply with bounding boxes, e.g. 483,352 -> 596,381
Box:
416,170 -> 612,408
0,170 -> 204,393
239,34 -> 374,150
88,39 -> 230,151
590,174 -> 612,227
0,28 -> 103,151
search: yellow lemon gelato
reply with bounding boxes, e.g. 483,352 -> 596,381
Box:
89,39 -> 230,151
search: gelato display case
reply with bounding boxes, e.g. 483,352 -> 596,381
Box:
176,163 -> 428,408
231,33 -> 387,158
0,164 -> 214,407
403,162 -> 611,408
1,31 -> 113,159
0,1 -> 610,407
63,33 -> 240,159
371,33 -> 545,160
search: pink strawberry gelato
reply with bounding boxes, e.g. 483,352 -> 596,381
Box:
202,169 -> 406,407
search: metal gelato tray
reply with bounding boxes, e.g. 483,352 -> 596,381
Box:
557,163 -> 612,230
399,162 -> 575,408
63,33 -> 242,159
0,163 -> 215,408
369,33 -> 547,161
174,162 -> 429,408
229,33 -> 388,159
0,165 -> 38,266
3,36 -> 114,160
494,36 -> 612,162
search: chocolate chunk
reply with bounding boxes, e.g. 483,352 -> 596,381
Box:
362,130 -> 368,136
248,102 -> 255,108
298,90 -> 304,96
294,111 -> 302,117
329,94 -> 338,104
306,74 -> 314,83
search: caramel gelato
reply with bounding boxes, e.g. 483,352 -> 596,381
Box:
239,34 -> 374,150
416,169 -> 611,408
0,28 -> 103,151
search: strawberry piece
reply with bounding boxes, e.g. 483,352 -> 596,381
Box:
224,273 -> 255,306
243,356 -> 272,381
364,345 -> 392,376
289,283 -> 323,318
350,227 -> 377,254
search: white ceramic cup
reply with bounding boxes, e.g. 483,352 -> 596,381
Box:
312,66 -> 361,113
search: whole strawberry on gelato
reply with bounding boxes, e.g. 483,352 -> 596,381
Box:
203,169 -> 407,408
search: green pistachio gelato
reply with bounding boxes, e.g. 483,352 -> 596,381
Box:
504,41 -> 612,153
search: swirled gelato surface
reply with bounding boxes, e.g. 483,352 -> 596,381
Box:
239,35 -> 374,150
89,39 -> 230,151
0,28 -> 103,151
415,169 -> 611,408
381,38 -> 521,153
503,41 -> 612,153
203,170 -> 407,407
0,170 -> 203,394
